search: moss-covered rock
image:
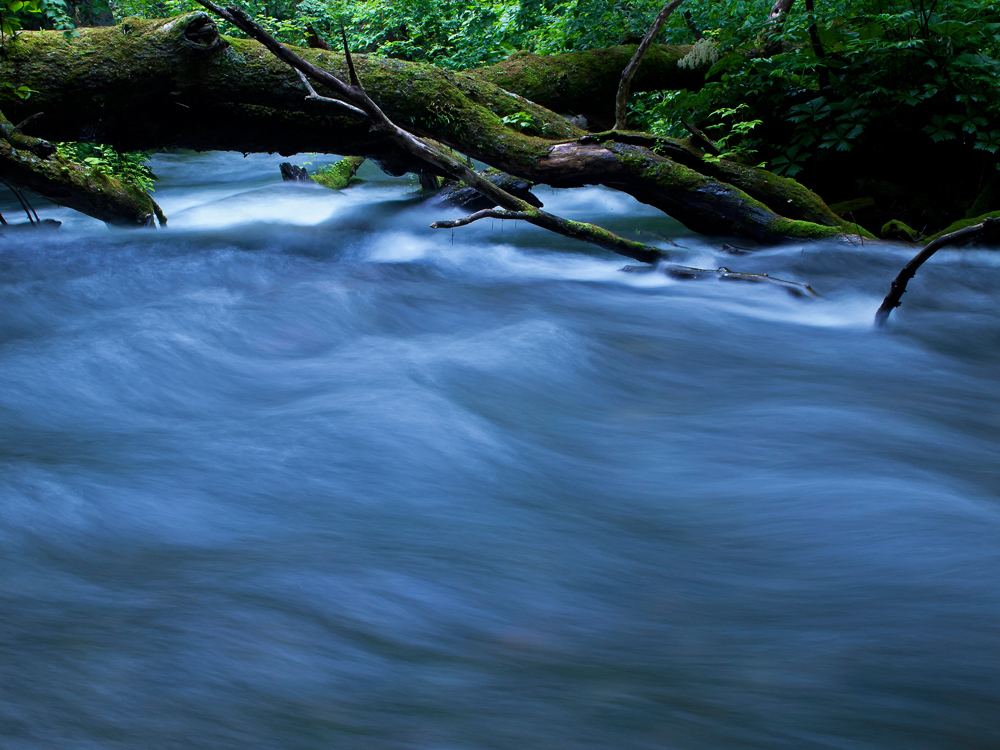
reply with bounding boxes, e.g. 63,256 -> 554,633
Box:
880,219 -> 919,242
312,156 -> 366,189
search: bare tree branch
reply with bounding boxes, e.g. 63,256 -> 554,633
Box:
339,24 -> 360,88
294,69 -> 368,118
614,0 -> 688,131
430,209 -> 533,229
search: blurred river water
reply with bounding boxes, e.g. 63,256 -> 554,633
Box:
1,152 -> 998,749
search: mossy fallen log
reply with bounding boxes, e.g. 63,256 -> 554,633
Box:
0,14 -> 850,242
0,110 -> 162,226
926,210 -> 1000,242
473,43 -> 704,124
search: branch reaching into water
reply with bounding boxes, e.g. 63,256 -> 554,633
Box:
875,217 -> 1000,326
623,264 -> 819,297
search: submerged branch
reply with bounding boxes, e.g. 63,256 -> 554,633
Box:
622,263 -> 817,296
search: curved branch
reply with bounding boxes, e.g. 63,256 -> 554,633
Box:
875,217 -> 1000,326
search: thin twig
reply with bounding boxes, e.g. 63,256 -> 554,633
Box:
294,69 -> 367,118
1,179 -> 37,223
339,24 -> 360,88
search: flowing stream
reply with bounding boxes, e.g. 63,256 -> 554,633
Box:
1,152 -> 998,749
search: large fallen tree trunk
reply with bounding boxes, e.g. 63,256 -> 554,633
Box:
0,13 -> 854,242
0,109 -> 162,226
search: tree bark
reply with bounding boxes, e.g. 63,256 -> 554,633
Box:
0,14 -> 852,242
475,42 -> 704,124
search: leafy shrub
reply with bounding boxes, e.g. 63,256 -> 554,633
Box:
55,142 -> 156,192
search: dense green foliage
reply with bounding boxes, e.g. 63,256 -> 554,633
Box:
54,142 -> 156,191
109,0 -> 679,67
1,0 -> 82,39
102,0 -> 999,173
634,0 -> 1000,179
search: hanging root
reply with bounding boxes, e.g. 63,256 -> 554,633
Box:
1,178 -> 37,223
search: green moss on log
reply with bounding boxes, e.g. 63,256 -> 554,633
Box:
880,219 -> 919,242
474,44 -> 704,120
0,15 -> 849,242
313,156 -> 365,189
927,210 -> 1000,241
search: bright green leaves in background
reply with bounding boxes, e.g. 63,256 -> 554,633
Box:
628,0 -> 1000,177
54,143 -> 157,191
1,0 -> 76,40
